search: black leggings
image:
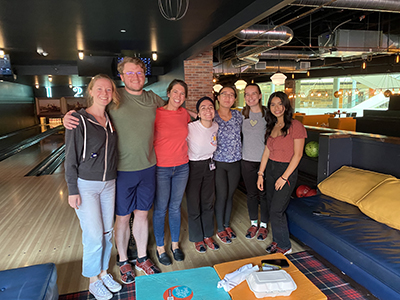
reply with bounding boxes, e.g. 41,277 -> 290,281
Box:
214,160 -> 241,232
241,160 -> 268,222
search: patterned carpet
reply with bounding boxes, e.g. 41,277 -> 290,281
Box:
59,251 -> 372,300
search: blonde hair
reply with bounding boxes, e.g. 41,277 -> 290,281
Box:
117,57 -> 146,75
86,74 -> 120,109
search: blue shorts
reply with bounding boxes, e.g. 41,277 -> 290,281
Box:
115,165 -> 156,216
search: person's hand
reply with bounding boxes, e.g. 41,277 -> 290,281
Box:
275,177 -> 287,191
63,110 -> 79,130
257,175 -> 264,191
68,194 -> 81,209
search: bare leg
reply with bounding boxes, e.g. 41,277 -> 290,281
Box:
132,210 -> 149,258
114,214 -> 130,262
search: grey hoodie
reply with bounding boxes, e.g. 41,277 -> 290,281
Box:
65,108 -> 118,195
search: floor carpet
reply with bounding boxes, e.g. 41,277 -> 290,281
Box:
59,251 -> 372,300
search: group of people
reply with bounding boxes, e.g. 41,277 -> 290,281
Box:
64,56 -> 306,300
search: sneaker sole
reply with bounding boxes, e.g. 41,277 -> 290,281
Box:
195,248 -> 206,253
89,289 -> 113,300
135,265 -> 159,275
120,276 -> 135,284
245,233 -> 257,239
283,248 -> 293,255
216,235 -> 231,245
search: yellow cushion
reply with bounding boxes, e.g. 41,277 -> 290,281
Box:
317,166 -> 395,205
358,180 -> 400,230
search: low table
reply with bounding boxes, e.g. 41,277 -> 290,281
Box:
214,253 -> 327,300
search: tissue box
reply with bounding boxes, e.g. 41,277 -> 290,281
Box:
246,270 -> 297,298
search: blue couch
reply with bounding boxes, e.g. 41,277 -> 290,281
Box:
0,263 -> 58,300
286,194 -> 400,300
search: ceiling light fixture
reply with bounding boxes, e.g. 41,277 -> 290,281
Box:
78,51 -> 84,60
158,0 -> 189,21
0,49 -> 5,58
270,47 -> 286,86
213,84 -> 223,93
270,72 -> 287,85
307,71 -> 310,77
48,75 -> 52,82
396,53 -> 399,64
234,79 -> 247,90
152,52 -> 158,61
120,29 -> 126,33
35,84 -> 39,89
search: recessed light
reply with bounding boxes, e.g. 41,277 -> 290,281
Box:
121,29 -> 126,33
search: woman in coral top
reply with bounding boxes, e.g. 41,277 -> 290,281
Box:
257,91 -> 307,255
153,79 -> 191,266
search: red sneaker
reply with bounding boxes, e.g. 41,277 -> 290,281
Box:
194,241 -> 207,253
257,227 -> 268,241
204,237 -> 220,250
225,227 -> 236,239
135,258 -> 161,275
245,225 -> 259,239
216,230 -> 232,244
118,261 -> 135,284
266,242 -> 292,255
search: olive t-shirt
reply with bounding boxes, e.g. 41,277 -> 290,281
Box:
109,88 -> 164,171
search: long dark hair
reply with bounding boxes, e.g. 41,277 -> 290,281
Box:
264,91 -> 293,142
242,83 -> 267,119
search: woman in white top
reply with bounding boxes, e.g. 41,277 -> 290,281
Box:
186,97 -> 219,253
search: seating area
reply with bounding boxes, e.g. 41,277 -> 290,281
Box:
0,263 -> 58,300
287,166 -> 400,300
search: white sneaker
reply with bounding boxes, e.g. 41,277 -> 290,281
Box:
101,273 -> 122,293
89,280 -> 113,300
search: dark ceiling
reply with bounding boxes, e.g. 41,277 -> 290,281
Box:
1,0 -> 400,89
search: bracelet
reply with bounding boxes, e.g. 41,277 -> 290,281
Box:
257,171 -> 264,177
281,176 -> 287,181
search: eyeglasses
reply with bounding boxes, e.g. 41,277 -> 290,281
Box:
220,92 -> 235,98
122,71 -> 144,76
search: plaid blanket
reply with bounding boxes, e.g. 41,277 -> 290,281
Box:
60,251 -> 373,300
287,251 -> 372,300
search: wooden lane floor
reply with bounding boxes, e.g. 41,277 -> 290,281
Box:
0,142 -> 305,294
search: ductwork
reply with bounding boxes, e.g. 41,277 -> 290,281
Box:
232,25 -> 293,67
319,29 -> 400,58
213,60 -> 311,75
291,0 -> 400,13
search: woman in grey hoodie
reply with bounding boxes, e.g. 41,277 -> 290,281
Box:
65,74 -> 120,300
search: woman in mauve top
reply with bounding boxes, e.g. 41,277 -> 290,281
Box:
213,86 -> 242,245
257,91 -> 307,255
153,79 -> 190,266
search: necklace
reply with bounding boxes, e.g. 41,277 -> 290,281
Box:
276,122 -> 284,127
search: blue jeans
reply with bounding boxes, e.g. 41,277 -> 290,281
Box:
76,178 -> 115,277
153,163 -> 189,247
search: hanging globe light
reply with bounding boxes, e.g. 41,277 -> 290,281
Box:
270,72 -> 287,85
213,84 -> 223,93
234,79 -> 247,90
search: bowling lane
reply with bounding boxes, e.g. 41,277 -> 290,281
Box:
0,126 -> 44,151
0,131 -> 65,178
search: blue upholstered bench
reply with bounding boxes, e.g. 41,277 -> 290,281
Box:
286,195 -> 400,300
0,263 -> 58,300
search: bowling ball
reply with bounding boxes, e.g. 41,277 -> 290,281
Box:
305,141 -> 319,158
296,185 -> 311,198
304,188 -> 317,197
